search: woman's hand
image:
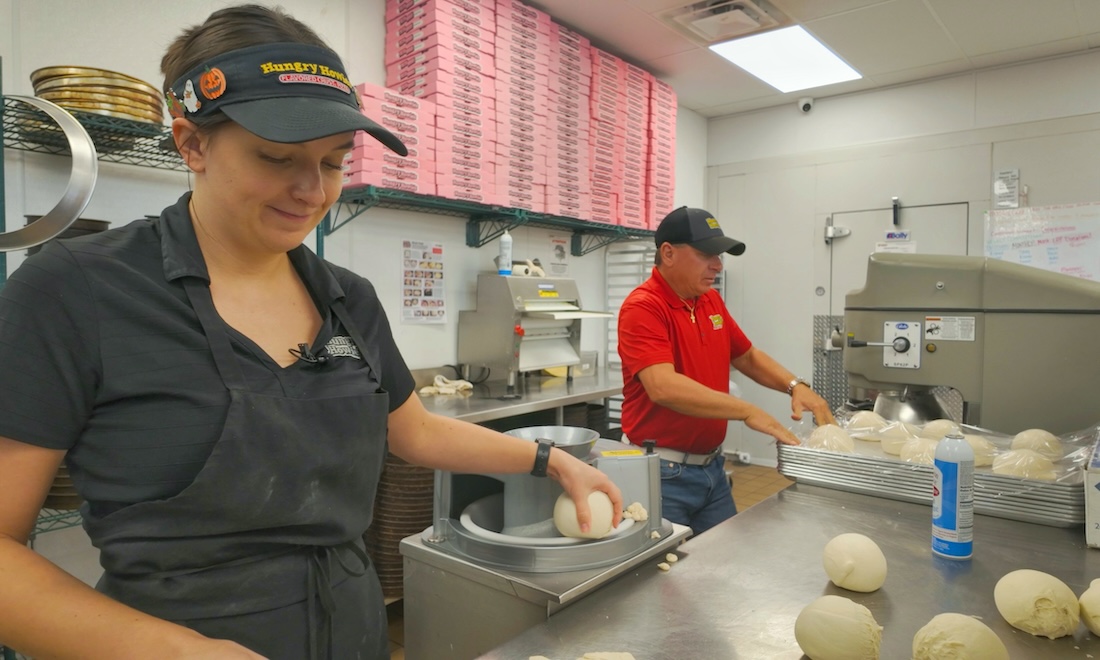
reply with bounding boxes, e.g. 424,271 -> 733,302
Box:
546,449 -> 623,534
176,635 -> 268,659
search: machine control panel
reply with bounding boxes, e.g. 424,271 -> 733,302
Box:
883,321 -> 921,369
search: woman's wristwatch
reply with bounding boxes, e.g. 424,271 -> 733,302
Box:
786,377 -> 809,396
531,440 -> 553,477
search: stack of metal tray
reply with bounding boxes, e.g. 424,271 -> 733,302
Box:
777,440 -> 1085,528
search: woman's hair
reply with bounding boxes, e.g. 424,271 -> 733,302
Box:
161,4 -> 332,131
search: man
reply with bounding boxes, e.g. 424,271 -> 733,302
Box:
617,206 -> 835,536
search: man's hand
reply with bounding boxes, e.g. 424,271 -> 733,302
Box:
790,385 -> 836,426
743,406 -> 801,446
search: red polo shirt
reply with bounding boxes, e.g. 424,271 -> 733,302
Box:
617,267 -> 752,454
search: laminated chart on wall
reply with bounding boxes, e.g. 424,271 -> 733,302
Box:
984,202 -> 1100,280
401,239 -> 447,324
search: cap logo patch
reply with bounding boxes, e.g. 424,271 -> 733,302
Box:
198,67 -> 226,100
165,90 -> 185,118
705,217 -> 720,229
182,80 -> 201,113
260,60 -> 352,94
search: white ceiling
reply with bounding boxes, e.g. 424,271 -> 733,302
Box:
528,0 -> 1100,117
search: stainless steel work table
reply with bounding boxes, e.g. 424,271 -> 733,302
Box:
416,368 -> 623,424
480,484 -> 1100,659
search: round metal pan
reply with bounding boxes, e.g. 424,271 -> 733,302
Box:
0,96 -> 98,252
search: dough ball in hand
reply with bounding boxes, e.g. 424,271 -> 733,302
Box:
822,533 -> 887,592
912,613 -> 1008,660
1011,429 -> 1062,461
994,569 -> 1079,639
794,595 -> 882,660
992,449 -> 1056,481
553,491 -> 614,539
805,424 -> 855,453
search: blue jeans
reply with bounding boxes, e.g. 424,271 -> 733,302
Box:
659,455 -> 737,537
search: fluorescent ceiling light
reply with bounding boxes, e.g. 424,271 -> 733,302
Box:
709,25 -> 861,93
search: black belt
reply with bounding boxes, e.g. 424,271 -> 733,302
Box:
653,446 -> 723,467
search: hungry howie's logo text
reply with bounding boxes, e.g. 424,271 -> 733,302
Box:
260,61 -> 352,92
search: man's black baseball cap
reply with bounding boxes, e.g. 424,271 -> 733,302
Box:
654,206 -> 746,256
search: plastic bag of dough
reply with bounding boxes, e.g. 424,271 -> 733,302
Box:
899,437 -> 939,465
992,448 -> 1056,481
804,424 -> 855,453
846,410 -> 888,439
878,422 -> 921,456
920,418 -> 960,440
963,433 -> 996,467
1011,428 -> 1062,461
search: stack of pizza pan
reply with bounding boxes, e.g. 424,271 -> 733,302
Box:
30,65 -> 164,125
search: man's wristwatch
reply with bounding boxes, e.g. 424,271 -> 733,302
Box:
786,377 -> 809,396
531,440 -> 553,477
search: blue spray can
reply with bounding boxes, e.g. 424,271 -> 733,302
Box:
932,431 -> 974,559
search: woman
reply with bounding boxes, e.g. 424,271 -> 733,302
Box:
0,6 -> 621,659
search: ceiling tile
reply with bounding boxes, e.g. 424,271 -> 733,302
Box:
629,0 -> 708,12
530,0 -> 697,62
926,0 -> 1083,56
861,58 -> 974,88
968,37 -> 1088,69
1076,0 -> 1100,33
647,48 -> 776,110
771,0 -> 889,22
807,0 -> 965,76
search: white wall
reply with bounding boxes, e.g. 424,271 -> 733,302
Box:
708,49 -> 1100,464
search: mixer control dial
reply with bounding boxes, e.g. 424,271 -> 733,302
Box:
892,337 -> 911,353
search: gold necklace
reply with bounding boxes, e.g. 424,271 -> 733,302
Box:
683,297 -> 697,323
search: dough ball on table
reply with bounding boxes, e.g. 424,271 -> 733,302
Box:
911,613 -> 1008,660
805,424 -> 855,453
553,491 -> 614,539
822,533 -> 887,592
1012,428 -> 1062,461
878,422 -> 921,455
794,595 -> 882,660
992,449 -> 1056,481
1079,578 -> 1100,635
993,569 -> 1079,639
963,434 -> 996,467
899,437 -> 939,465
848,411 -> 888,436
920,419 -> 959,440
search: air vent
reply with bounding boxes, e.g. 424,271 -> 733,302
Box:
664,0 -> 789,44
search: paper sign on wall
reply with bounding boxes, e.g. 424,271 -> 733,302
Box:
401,239 -> 446,324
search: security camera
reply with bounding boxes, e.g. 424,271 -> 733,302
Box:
798,97 -> 814,113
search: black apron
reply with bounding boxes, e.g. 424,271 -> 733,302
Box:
83,277 -> 391,660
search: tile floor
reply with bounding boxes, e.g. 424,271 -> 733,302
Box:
385,463 -> 793,659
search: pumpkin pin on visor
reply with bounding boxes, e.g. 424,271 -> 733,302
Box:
166,42 -> 407,155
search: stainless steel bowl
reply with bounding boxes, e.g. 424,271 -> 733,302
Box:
504,425 -> 599,458
872,387 -> 952,425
